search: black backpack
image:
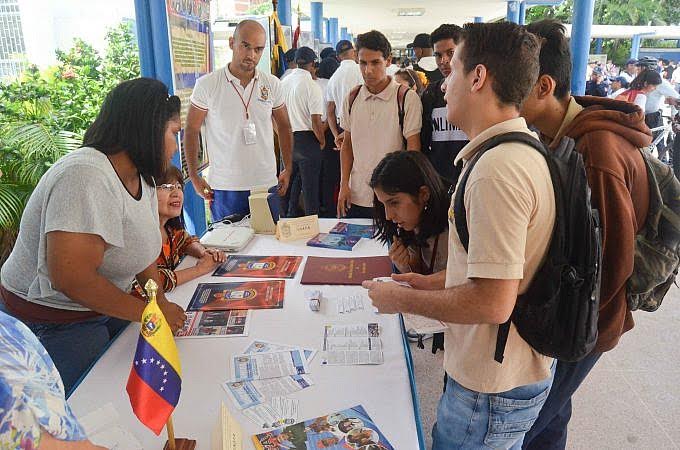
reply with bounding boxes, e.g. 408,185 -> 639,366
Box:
453,132 -> 602,363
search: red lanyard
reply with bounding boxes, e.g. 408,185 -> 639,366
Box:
229,79 -> 257,120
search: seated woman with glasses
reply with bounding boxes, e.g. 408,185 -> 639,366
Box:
132,166 -> 225,298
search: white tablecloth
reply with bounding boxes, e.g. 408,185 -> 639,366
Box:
68,219 -> 421,449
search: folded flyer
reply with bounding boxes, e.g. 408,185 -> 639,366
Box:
175,310 -> 250,338
230,348 -> 310,382
187,280 -> 285,311
252,404 -> 394,449
213,255 -> 303,279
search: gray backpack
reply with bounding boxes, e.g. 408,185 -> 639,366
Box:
627,147 -> 680,311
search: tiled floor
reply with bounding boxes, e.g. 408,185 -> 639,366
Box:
410,285 -> 680,449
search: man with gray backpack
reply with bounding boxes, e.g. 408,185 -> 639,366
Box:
519,21 -> 680,449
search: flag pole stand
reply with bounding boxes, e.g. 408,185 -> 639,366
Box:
163,416 -> 196,450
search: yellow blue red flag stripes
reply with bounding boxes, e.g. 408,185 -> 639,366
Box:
126,291 -> 182,435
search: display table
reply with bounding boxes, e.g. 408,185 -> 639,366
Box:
68,219 -> 423,449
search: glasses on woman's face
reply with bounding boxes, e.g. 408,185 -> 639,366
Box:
157,182 -> 183,192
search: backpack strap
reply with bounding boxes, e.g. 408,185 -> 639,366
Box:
346,84 -> 363,117
397,84 -> 408,139
452,131 -> 548,364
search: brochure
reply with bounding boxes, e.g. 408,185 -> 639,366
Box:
300,256 -> 393,285
230,348 -> 310,382
252,404 -> 394,449
223,374 -> 314,410
243,340 -> 317,363
213,255 -> 303,279
187,280 -> 285,311
306,233 -> 361,251
322,323 -> 384,365
329,222 -> 375,239
175,310 -> 250,338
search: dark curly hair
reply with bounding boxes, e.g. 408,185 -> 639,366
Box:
369,151 -> 449,248
83,77 -> 181,186
356,30 -> 392,60
430,24 -> 463,46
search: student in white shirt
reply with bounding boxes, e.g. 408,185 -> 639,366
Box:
326,40 -> 363,149
184,20 -> 294,221
607,76 -> 629,99
280,47 -> 326,217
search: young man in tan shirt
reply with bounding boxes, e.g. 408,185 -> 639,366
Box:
337,30 -> 422,219
363,22 -> 555,449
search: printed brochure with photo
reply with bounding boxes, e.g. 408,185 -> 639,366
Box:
187,280 -> 285,311
175,310 -> 250,338
213,255 -> 303,279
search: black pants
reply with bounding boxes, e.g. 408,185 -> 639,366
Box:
346,204 -> 373,219
284,131 -> 322,217
319,128 -> 340,218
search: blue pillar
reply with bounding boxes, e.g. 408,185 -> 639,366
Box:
519,2 -> 527,25
278,0 -> 292,27
506,1 -> 520,23
134,0 -> 206,235
329,17 -> 339,46
631,34 -> 642,59
311,2 -> 323,42
595,37 -> 603,54
570,0 -> 596,95
474,16 -> 484,23
323,18 -> 330,43
340,27 -> 348,42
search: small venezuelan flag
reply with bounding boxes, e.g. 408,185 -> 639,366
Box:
126,280 -> 182,435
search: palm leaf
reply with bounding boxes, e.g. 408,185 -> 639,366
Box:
0,183 -> 31,230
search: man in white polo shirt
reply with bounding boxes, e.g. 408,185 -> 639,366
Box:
326,40 -> 363,149
184,19 -> 293,220
280,47 -> 326,217
337,30 -> 422,219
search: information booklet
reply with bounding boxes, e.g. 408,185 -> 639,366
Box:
175,310 -> 250,338
322,323 -> 383,365
300,256 -> 393,285
252,404 -> 394,450
329,222 -> 375,239
187,280 -> 285,311
213,255 -> 303,279
306,233 -> 360,251
230,348 -> 310,382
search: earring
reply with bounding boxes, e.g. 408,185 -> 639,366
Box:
424,204 -> 429,212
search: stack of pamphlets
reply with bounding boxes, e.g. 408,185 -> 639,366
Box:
307,233 -> 361,251
223,340 -> 318,430
329,221 -> 375,239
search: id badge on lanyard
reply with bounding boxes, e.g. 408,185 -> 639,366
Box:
230,79 -> 258,145
243,120 -> 257,145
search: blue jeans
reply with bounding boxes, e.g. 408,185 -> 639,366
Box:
522,352 -> 602,450
211,186 -> 279,222
433,366 -> 555,450
0,301 -> 128,397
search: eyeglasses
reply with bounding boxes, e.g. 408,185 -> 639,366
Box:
157,182 -> 183,192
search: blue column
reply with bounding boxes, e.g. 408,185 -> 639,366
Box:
323,18 -> 330,43
474,16 -> 484,23
506,1 -> 520,23
134,0 -> 206,235
595,37 -> 603,54
329,17 -> 339,46
570,0 -> 596,95
519,2 -> 527,25
340,27 -> 348,41
311,2 -> 323,43
278,0 -> 292,27
631,34 -> 642,59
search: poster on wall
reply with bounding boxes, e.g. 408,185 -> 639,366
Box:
166,0 -> 211,178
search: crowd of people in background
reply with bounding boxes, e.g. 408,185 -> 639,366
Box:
2,16 -> 680,450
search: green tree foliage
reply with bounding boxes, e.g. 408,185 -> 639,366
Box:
526,0 -> 680,64
0,21 -> 140,263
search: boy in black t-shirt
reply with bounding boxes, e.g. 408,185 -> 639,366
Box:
420,24 -> 469,183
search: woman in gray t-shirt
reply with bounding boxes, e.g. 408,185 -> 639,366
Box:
0,78 -> 186,394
